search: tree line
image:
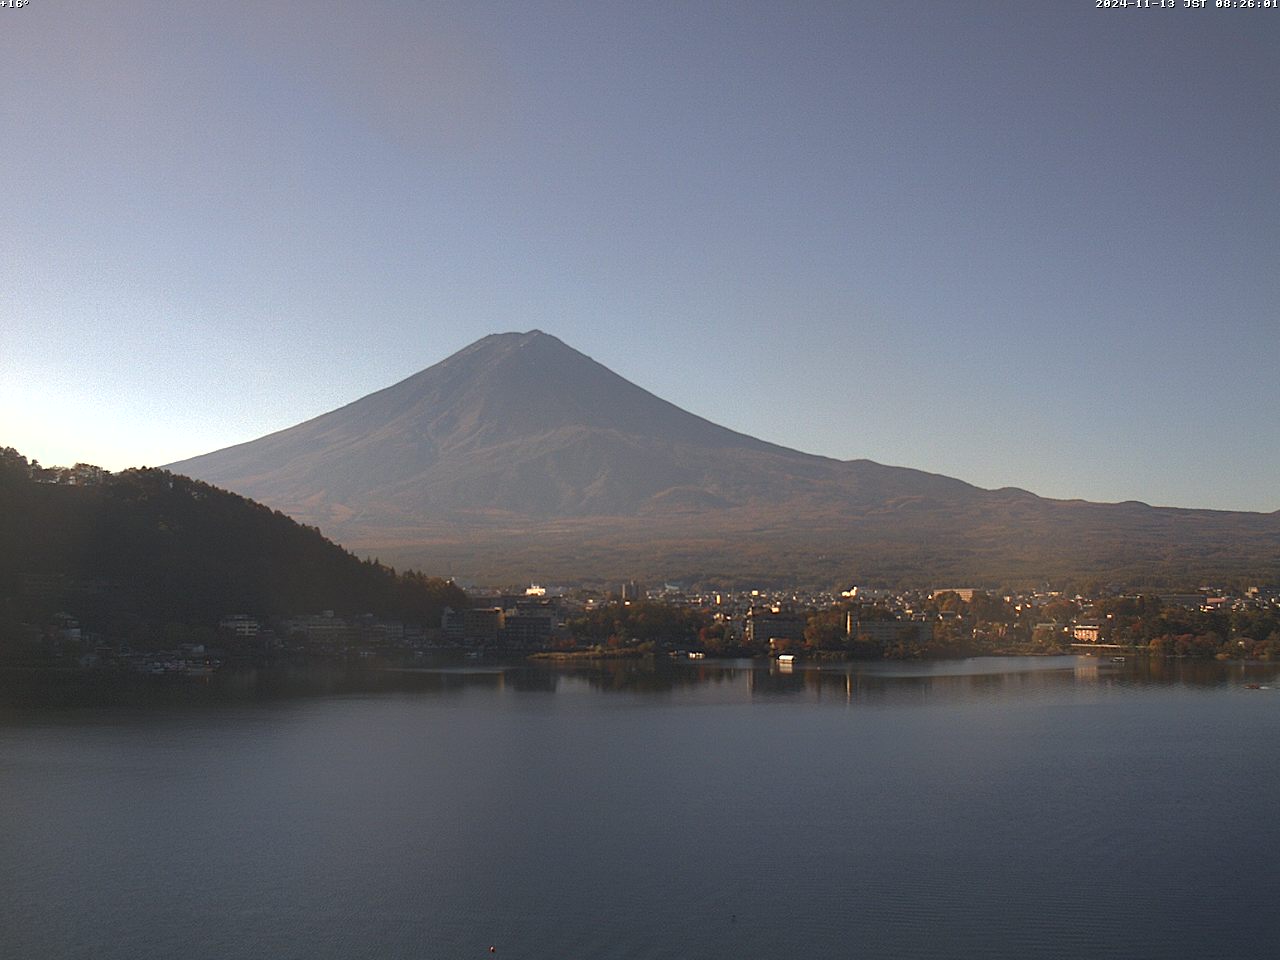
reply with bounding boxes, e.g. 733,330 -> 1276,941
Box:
0,447 -> 467,654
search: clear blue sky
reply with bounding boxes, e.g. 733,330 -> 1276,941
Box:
3,1 -> 1276,511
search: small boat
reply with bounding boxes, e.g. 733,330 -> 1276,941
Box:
777,654 -> 796,663
1111,656 -> 1126,663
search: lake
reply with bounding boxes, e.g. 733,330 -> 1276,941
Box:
2,656 -> 1278,959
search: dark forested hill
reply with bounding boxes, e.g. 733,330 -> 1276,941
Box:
0,448 -> 466,642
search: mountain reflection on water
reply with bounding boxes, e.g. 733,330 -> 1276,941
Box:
3,655 -> 1276,715
544,654 -> 1280,701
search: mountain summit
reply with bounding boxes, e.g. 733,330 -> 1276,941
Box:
169,332 -> 1280,585
169,330 -> 968,521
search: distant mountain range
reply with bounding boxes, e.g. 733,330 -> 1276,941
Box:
169,331 -> 1280,587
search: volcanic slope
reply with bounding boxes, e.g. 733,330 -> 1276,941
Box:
169,331 -> 1280,586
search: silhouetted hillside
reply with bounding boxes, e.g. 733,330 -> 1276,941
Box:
0,448 -> 466,640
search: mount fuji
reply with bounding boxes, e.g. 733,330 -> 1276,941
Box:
169,331 -> 1280,586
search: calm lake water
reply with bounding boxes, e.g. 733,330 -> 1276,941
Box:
2,656 -> 1279,960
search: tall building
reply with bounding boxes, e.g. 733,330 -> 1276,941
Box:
745,605 -> 806,647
